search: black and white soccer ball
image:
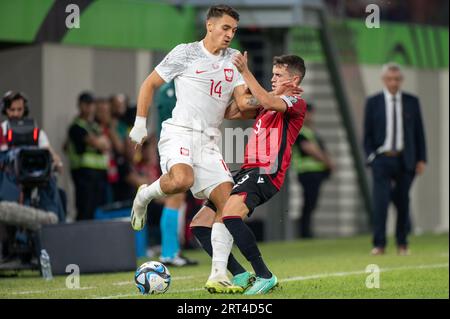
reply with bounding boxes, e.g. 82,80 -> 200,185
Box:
134,261 -> 171,295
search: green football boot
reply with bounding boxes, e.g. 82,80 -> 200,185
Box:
243,274 -> 278,295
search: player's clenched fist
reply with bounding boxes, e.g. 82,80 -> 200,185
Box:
129,116 -> 148,145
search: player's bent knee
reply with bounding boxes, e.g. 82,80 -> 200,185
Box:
174,177 -> 194,192
222,195 -> 248,218
169,169 -> 194,192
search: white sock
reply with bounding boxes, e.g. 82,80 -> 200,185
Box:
209,222 -> 233,280
137,178 -> 166,205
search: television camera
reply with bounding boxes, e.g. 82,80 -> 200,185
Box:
0,119 -> 56,272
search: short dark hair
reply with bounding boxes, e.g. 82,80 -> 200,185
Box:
273,55 -> 306,82
78,91 -> 95,105
206,4 -> 239,21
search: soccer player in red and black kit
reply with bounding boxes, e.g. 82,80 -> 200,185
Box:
204,52 -> 307,294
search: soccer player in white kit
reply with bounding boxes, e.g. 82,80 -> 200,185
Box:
129,5 -> 251,292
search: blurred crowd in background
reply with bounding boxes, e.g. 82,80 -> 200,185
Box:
62,91 -> 205,254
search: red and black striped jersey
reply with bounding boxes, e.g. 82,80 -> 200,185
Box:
242,95 -> 306,189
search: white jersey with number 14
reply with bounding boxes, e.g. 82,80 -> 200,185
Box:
155,40 -> 245,130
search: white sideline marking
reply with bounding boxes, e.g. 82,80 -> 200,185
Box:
5,276 -> 196,295
92,262 -> 449,299
280,263 -> 449,282
4,277 -> 197,296
94,288 -> 204,299
10,286 -> 95,295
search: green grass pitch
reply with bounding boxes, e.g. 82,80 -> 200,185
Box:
0,233 -> 448,299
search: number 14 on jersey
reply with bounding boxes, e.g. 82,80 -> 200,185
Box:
210,80 -> 222,98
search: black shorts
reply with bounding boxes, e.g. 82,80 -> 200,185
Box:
204,168 -> 279,217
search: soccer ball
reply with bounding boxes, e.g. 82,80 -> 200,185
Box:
134,261 -> 171,295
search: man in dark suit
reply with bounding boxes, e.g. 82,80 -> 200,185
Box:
363,62 -> 427,256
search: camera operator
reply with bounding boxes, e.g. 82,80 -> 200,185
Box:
0,91 -> 65,221
0,91 -> 64,267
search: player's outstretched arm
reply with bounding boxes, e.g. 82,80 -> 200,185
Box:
232,52 -> 288,113
129,71 -> 165,145
232,85 -> 302,115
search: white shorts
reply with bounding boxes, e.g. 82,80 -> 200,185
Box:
158,123 -> 234,199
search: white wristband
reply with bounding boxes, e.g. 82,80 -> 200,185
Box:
134,116 -> 147,128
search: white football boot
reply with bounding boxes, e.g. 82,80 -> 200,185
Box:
131,184 -> 149,231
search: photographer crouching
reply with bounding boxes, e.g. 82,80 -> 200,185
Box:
0,91 -> 65,271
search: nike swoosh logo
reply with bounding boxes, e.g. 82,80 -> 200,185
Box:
195,70 -> 207,74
